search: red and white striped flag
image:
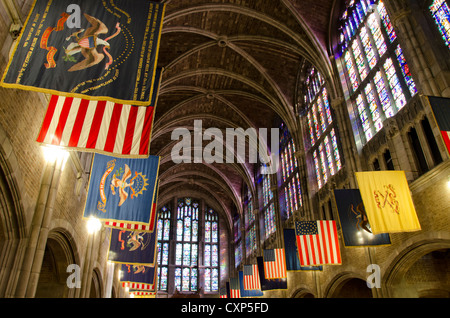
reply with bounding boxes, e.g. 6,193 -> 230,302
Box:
243,264 -> 261,290
263,248 -> 287,279
295,220 -> 342,266
37,95 -> 156,157
229,277 -> 241,298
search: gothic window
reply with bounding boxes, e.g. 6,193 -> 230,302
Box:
337,0 -> 418,146
261,166 -> 275,239
175,198 -> 199,292
279,123 -> 303,220
157,205 -> 171,291
430,0 -> 450,49
244,186 -> 257,256
204,207 -> 219,292
234,214 -> 242,267
303,67 -> 343,189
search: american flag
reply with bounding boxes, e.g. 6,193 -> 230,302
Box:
229,277 -> 241,298
219,287 -> 228,298
36,95 -> 156,157
295,221 -> 342,266
263,248 -> 287,279
243,264 -> 261,290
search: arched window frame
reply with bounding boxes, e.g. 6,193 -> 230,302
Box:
337,0 -> 418,147
156,205 -> 171,291
279,122 -> 303,219
302,66 -> 343,190
244,186 -> 257,257
204,207 -> 219,293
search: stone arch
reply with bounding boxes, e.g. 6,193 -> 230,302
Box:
89,267 -> 103,298
290,287 -> 315,298
324,271 -> 373,298
35,228 -> 80,298
0,126 -> 28,297
382,236 -> 450,298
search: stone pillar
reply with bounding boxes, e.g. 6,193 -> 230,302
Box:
14,152 -> 66,298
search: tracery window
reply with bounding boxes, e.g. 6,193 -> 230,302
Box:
157,205 -> 171,291
244,186 -> 257,256
337,0 -> 417,146
430,0 -> 450,49
261,167 -> 275,239
234,214 -> 242,267
204,207 -> 219,292
303,67 -> 342,189
279,123 -> 303,219
174,198 -> 199,292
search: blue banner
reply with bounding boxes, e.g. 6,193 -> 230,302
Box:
108,228 -> 157,266
83,154 -> 160,225
333,189 -> 391,247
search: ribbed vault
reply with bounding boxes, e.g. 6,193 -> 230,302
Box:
151,0 -> 337,228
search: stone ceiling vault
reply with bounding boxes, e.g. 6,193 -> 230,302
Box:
152,0 -> 338,229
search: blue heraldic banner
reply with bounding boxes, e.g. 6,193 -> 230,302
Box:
84,154 -> 160,226
283,229 -> 322,271
333,189 -> 391,247
1,0 -> 165,106
256,257 -> 287,291
120,263 -> 156,290
108,229 -> 157,266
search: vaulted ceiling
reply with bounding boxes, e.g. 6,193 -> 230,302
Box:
151,0 -> 339,228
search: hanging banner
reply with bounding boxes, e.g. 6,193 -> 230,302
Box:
83,154 -> 160,226
1,0 -> 165,106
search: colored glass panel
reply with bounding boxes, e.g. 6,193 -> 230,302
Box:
352,38 -> 368,81
345,51 -> 359,91
384,58 -> 407,110
360,26 -> 377,69
395,45 -> 417,96
378,0 -> 397,42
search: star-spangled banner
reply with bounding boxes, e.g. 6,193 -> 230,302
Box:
1,0 -> 165,106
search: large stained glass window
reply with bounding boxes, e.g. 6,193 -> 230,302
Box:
338,0 -> 417,146
260,166 -> 275,239
175,198 -> 199,292
430,0 -> 450,49
279,122 -> 303,220
304,66 -> 343,190
204,208 -> 219,292
157,205 -> 171,291
234,214 -> 242,267
245,187 -> 257,256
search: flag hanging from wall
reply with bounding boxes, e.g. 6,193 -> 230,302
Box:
263,248 -> 287,279
36,68 -> 162,158
239,270 -> 263,297
426,95 -> 450,156
256,257 -> 287,291
295,220 -> 342,266
1,0 -> 165,106
104,179 -> 159,232
108,228 -> 158,266
219,287 -> 228,298
120,263 -> 156,292
333,189 -> 391,247
228,277 -> 241,298
283,229 -> 322,271
355,171 -> 421,234
83,154 -> 160,226
243,264 -> 261,291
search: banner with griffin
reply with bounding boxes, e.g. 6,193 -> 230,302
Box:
83,153 -> 160,226
1,0 -> 165,106
108,228 -> 158,266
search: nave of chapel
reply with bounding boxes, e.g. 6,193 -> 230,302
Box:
0,0 -> 449,298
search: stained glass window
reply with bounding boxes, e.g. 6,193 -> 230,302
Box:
245,187 -> 256,255
175,198 -> 199,292
204,208 -> 219,292
262,171 -> 276,239
430,0 -> 450,49
303,66 -> 343,189
157,205 -> 171,291
339,0 -> 417,146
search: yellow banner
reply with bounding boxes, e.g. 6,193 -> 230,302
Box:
355,171 -> 421,234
